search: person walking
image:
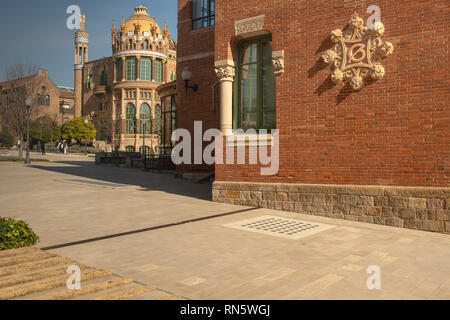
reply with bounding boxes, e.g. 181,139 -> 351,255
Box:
63,141 -> 68,155
40,139 -> 46,155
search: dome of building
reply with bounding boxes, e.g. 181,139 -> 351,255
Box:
121,5 -> 162,35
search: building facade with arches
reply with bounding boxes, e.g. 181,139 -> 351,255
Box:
74,5 -> 177,153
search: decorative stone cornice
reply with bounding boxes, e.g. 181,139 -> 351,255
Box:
322,16 -> 394,90
272,50 -> 284,76
235,15 -> 266,38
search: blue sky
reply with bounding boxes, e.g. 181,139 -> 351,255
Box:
0,0 -> 177,87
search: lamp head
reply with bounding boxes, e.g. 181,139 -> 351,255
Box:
181,67 -> 191,81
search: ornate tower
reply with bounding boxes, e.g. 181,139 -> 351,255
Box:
74,14 -> 89,118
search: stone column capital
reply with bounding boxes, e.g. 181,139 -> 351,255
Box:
215,60 -> 235,81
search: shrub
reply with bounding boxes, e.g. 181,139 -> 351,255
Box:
0,217 -> 39,250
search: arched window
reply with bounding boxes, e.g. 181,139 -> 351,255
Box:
145,40 -> 149,49
125,57 -> 137,80
126,103 -> 136,134
154,59 -> 162,82
45,95 -> 50,106
139,103 -> 151,134
129,39 -> 133,49
36,94 -> 41,105
125,146 -> 135,152
154,104 -> 161,135
139,146 -> 150,155
140,57 -> 151,81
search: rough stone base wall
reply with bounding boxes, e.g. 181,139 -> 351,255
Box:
212,182 -> 450,234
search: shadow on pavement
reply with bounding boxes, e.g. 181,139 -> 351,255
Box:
30,161 -> 212,201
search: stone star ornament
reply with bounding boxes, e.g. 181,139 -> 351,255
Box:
322,16 -> 394,90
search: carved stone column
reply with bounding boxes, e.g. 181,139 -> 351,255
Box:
151,58 -> 154,81
121,58 -> 126,81
215,60 -> 235,135
136,56 -> 141,81
113,59 -> 117,83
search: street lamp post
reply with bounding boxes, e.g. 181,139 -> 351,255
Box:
84,118 -> 88,155
142,122 -> 146,155
24,98 -> 32,165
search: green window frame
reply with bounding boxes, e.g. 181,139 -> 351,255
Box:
125,146 -> 135,152
154,59 -> 162,83
139,146 -> 150,155
86,74 -> 93,89
125,57 -> 137,81
234,35 -> 276,130
139,103 -> 151,134
140,57 -> 151,81
126,103 -> 136,134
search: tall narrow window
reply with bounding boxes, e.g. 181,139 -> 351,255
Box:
45,95 -> 50,106
87,72 -> 93,89
116,59 -> 122,82
139,103 -> 151,134
140,57 -> 151,81
126,103 -> 136,134
100,67 -> 107,86
154,59 -> 162,82
154,104 -> 161,135
125,57 -> 137,81
192,0 -> 215,30
236,36 -> 276,130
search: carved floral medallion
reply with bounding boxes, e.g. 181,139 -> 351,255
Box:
322,16 -> 394,90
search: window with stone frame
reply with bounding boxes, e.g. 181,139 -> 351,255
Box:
126,103 -> 136,134
154,59 -> 162,83
235,35 -> 276,130
139,103 -> 151,134
125,57 -> 137,81
140,57 -> 151,81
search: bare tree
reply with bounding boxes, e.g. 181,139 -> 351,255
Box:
0,63 -> 43,159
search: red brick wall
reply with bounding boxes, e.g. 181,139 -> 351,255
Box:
213,0 -> 449,187
177,0 -> 220,173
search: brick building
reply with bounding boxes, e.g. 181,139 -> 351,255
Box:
176,0 -> 449,233
74,6 -> 177,153
0,68 -> 75,142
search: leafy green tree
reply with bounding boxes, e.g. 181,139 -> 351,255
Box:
30,115 -> 61,143
62,116 -> 96,142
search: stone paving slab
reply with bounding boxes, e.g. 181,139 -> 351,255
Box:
0,247 -> 181,300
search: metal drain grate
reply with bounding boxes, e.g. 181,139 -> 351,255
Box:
223,215 -> 335,240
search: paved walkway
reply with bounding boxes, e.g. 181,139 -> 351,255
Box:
1,153 -> 449,299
